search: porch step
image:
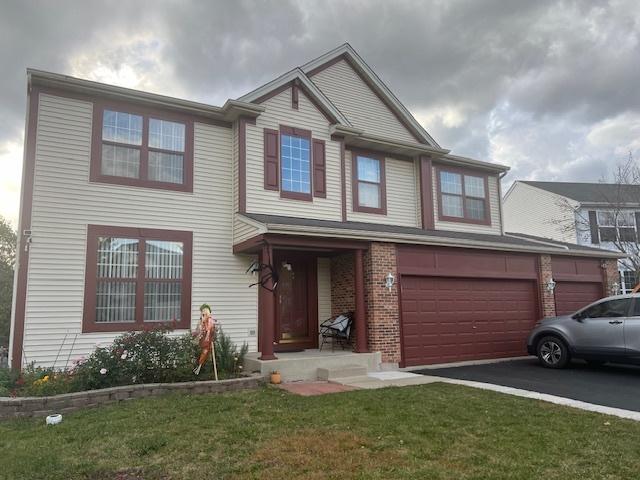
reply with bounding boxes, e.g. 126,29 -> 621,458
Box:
317,364 -> 368,381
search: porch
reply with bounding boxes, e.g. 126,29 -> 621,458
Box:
235,233 -> 380,380
244,349 -> 382,382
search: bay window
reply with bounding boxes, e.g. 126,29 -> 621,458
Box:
83,225 -> 192,332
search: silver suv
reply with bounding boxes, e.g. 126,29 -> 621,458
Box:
527,294 -> 640,368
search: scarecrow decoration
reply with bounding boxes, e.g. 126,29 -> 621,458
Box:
193,303 -> 219,380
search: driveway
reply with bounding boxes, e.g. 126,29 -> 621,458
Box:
414,358 -> 640,412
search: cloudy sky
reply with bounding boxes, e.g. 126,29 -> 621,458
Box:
1,0 -> 639,227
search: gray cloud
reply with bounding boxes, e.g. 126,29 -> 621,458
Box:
1,0 -> 640,195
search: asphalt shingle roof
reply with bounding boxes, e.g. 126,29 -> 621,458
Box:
521,181 -> 640,204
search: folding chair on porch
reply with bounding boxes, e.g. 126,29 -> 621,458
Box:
319,312 -> 354,351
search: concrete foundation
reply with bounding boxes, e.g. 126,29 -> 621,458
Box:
244,349 -> 382,382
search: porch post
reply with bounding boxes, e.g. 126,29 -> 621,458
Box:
259,243 -> 277,360
354,248 -> 368,353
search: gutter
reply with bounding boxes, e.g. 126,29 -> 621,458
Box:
261,223 -> 623,259
27,69 -> 264,122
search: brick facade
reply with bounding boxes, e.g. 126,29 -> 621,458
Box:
363,243 -> 401,364
330,253 -> 355,316
602,258 -> 620,295
538,254 -> 556,317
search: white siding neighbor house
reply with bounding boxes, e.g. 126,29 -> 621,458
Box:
10,44 -> 620,373
504,181 -> 640,293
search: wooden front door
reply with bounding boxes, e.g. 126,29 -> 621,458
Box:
274,252 -> 318,351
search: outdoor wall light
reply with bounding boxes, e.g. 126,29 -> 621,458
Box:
545,279 -> 556,292
385,272 -> 395,291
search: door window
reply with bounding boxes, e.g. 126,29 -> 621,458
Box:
581,298 -> 631,319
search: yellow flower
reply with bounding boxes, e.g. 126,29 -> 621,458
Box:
43,375 -> 49,382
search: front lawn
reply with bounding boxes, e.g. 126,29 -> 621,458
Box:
1,383 -> 639,479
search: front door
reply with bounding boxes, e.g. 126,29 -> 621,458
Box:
274,252 -> 318,351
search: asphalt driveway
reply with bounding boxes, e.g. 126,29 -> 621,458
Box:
414,358 -> 640,412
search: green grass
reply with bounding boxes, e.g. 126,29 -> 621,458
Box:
1,383 -> 639,479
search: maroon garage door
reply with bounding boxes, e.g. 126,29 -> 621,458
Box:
397,246 -> 540,367
552,257 -> 604,316
401,276 -> 538,366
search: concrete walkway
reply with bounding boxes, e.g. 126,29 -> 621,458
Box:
332,370 -> 440,389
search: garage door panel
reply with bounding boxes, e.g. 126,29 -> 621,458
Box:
401,276 -> 538,366
555,281 -> 603,315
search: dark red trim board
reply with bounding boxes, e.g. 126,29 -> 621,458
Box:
11,85 -> 40,368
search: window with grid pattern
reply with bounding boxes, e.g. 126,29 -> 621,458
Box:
281,134 -> 311,194
597,210 -> 637,242
93,105 -> 191,191
84,226 -> 191,332
439,170 -> 488,222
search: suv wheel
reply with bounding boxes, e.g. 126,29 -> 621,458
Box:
537,335 -> 569,369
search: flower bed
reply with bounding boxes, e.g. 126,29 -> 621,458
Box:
0,327 -> 248,397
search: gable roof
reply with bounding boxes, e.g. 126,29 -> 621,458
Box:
521,181 -> 640,205
238,67 -> 351,126
302,43 -> 440,148
238,43 -> 440,147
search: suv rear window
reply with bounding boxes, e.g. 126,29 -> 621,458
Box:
582,298 -> 631,318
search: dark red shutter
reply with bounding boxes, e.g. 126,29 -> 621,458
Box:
264,128 -> 279,191
588,210 -> 599,244
635,212 -> 640,242
312,139 -> 326,198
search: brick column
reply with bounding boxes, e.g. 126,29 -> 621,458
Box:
364,243 -> 401,363
330,253 -> 355,316
354,249 -> 368,353
602,259 -> 620,295
539,254 -> 556,318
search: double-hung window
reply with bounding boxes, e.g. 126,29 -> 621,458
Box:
352,153 -> 386,214
83,225 -> 192,332
438,169 -> 489,224
597,210 -> 636,242
92,103 -> 193,191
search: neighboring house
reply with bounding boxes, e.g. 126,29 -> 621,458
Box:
504,180 -> 640,294
10,44 -> 620,371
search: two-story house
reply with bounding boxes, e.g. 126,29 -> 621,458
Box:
10,44 -> 620,374
504,181 -> 640,295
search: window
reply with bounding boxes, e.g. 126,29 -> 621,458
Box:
352,153 -> 386,214
91,102 -> 193,192
83,225 -> 192,332
281,134 -> 311,196
597,210 -> 636,243
438,169 -> 489,224
621,270 -> 638,294
580,298 -> 631,319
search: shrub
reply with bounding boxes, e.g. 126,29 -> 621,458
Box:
1,326 -> 249,397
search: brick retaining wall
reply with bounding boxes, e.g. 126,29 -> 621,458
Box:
0,376 -> 263,420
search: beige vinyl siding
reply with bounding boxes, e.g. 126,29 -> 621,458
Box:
432,167 -> 501,235
23,93 -> 258,367
317,258 -> 331,332
345,150 -> 420,227
310,59 -> 417,144
245,87 -> 341,221
503,182 -> 578,243
233,215 -> 262,244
